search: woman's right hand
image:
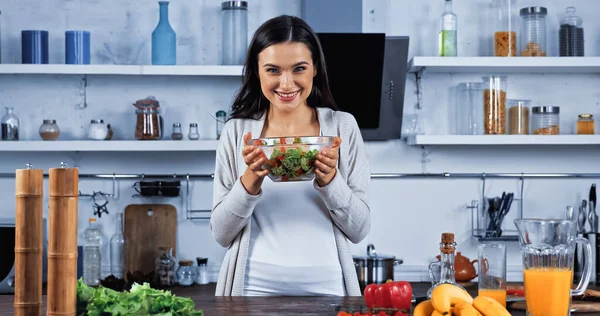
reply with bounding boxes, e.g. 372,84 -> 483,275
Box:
240,132 -> 269,195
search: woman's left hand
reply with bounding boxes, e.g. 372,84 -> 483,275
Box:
314,137 -> 342,187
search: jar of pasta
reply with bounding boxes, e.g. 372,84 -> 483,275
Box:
532,106 -> 560,135
483,76 -> 507,134
492,0 -> 517,56
577,114 -> 594,134
520,7 -> 547,56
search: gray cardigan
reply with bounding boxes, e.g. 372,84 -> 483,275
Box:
210,107 -> 371,296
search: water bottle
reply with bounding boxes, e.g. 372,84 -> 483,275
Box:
110,213 -> 125,278
83,218 -> 102,286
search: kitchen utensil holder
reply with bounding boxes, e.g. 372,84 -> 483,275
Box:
78,173 -> 117,199
469,173 -> 524,241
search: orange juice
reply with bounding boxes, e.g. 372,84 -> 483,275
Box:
478,289 -> 507,307
523,267 -> 573,316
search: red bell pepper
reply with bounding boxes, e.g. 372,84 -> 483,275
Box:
363,280 -> 413,311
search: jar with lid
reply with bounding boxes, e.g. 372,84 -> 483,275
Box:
492,0 -> 517,56
216,110 -> 226,139
88,119 -> 108,140
39,119 -> 60,140
176,260 -> 196,286
221,1 -> 248,65
171,122 -> 183,140
520,7 -> 547,56
532,106 -> 560,135
482,76 -> 507,134
507,99 -> 530,135
134,96 -> 162,140
188,123 -> 200,140
577,114 -> 594,135
154,246 -> 176,287
455,82 -> 484,135
559,7 -> 584,57
195,257 -> 209,285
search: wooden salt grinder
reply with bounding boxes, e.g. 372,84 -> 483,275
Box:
47,163 -> 79,316
14,164 -> 43,316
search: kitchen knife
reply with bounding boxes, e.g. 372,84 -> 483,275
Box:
590,184 -> 597,232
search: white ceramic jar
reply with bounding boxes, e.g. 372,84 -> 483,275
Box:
88,119 -> 108,140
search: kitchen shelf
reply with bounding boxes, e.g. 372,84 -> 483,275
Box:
407,135 -> 600,146
0,140 -> 219,152
0,64 -> 244,76
408,56 -> 600,74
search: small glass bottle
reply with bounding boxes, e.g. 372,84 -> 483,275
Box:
171,122 -> 183,140
438,0 -> 457,56
109,212 -> 125,278
152,1 -> 176,65
176,260 -> 197,286
577,114 -> 594,135
520,7 -> 548,56
1,107 -> 19,140
492,0 -> 517,57
216,110 -> 226,139
427,232 -> 466,299
188,123 -> 200,140
39,119 -> 60,140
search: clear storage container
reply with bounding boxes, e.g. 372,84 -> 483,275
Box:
134,97 -> 162,140
176,260 -> 196,286
221,1 -> 248,65
507,99 -> 530,135
520,7 -> 547,56
532,106 -> 559,135
456,82 -> 484,135
492,0 -> 517,56
559,7 -> 584,57
39,119 -> 60,140
483,76 -> 508,134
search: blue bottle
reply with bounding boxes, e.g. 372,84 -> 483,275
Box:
152,1 -> 176,65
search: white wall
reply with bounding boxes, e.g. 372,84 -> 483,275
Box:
0,0 -> 599,283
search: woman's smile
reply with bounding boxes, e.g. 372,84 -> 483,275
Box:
275,89 -> 301,102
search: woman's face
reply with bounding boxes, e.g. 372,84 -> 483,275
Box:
257,41 -> 316,113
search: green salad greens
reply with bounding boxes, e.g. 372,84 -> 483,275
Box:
77,278 -> 204,316
267,146 -> 319,181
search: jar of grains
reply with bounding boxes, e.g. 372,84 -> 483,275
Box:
133,96 -> 162,140
507,99 -> 530,135
483,76 -> 508,134
492,0 -> 517,56
532,106 -> 560,135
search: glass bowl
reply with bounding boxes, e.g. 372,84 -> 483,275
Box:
247,136 -> 335,182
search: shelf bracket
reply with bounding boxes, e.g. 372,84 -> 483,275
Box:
415,68 -> 425,109
78,75 -> 87,109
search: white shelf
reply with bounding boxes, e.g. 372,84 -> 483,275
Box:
408,57 -> 600,74
407,135 -> 600,146
0,140 -> 219,152
0,64 -> 244,76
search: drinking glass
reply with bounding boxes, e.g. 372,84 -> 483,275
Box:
478,243 -> 507,307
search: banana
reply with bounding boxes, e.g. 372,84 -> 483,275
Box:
453,299 -> 483,316
431,284 -> 474,314
472,296 -> 511,316
413,299 -> 435,316
432,308 -> 453,316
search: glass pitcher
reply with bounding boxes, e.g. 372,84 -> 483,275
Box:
514,218 -> 592,316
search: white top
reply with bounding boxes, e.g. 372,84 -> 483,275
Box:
243,176 -> 346,296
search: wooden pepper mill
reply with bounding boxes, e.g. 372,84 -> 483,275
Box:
47,163 -> 79,316
14,164 -> 43,316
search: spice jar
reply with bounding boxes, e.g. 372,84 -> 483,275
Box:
577,114 -> 594,135
188,123 -> 200,140
520,7 -> 547,56
483,76 -> 507,134
176,260 -> 196,286
154,246 -> 176,287
88,119 -> 108,140
171,123 -> 183,140
507,99 -> 530,135
39,119 -> 60,140
492,0 -> 517,56
532,106 -> 560,135
195,257 -> 209,285
134,96 -> 162,140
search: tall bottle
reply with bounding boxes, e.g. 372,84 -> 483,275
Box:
152,1 -> 176,65
83,218 -> 102,286
439,0 -> 457,56
110,212 -> 125,278
426,232 -> 466,298
1,107 -> 19,140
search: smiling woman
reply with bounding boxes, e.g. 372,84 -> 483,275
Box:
210,15 -> 371,297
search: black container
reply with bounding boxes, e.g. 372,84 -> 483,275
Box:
134,181 -> 160,196
160,180 -> 180,197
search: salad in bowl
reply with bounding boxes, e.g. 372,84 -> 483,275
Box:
247,136 -> 335,182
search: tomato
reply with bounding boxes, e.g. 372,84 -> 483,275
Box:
281,176 -> 289,181
280,146 -> 286,152
375,312 -> 387,316
336,312 -> 352,316
507,288 -> 525,296
276,155 -> 284,161
392,312 -> 407,316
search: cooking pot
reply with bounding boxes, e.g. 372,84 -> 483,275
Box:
353,244 -> 403,293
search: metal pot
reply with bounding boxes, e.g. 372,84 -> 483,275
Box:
353,244 -> 403,293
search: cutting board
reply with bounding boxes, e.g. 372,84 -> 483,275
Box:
124,204 -> 177,276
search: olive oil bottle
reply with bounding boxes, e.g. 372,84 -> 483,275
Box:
439,0 -> 457,56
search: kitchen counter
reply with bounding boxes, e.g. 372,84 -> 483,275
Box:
0,282 -> 593,315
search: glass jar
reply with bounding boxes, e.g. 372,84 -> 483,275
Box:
520,7 -> 547,56
1,106 -> 19,140
195,257 -> 209,285
532,106 -> 560,135
176,260 -> 196,286
221,1 -> 248,65
559,7 -> 584,57
134,97 -> 162,140
171,122 -> 183,140
216,110 -> 226,140
39,119 -> 60,140
507,99 -> 530,135
88,119 -> 108,140
482,76 -> 507,134
492,0 -> 517,56
577,114 -> 594,135
154,246 -> 177,287
188,123 -> 199,140
455,82 -> 484,135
